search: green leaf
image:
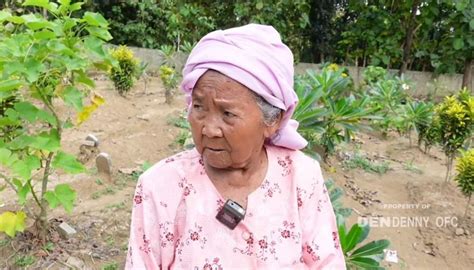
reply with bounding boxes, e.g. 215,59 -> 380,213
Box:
44,191 -> 59,208
12,156 -> 41,180
36,109 -> 55,125
256,2 -> 263,10
30,130 -> 60,152
63,86 -> 83,111
470,19 -> 474,30
7,16 -> 25,24
69,2 -> 84,12
23,0 -> 57,12
17,182 -> 31,205
86,26 -> 112,41
21,14 -> 53,30
23,0 -> 50,8
84,36 -> 106,57
52,151 -> 85,174
34,29 -> 56,40
0,10 -> 12,22
0,79 -> 22,92
14,102 -> 39,122
343,223 -> 363,253
24,59 -> 44,83
59,0 -> 71,5
453,38 -> 464,50
351,239 -> 391,258
83,12 -> 108,27
44,184 -> 76,213
349,257 -> 382,269
76,71 -> 95,88
0,211 -> 26,237
0,148 -> 12,165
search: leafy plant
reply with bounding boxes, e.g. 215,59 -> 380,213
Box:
325,179 -> 352,219
436,89 -> 474,181
327,178 -> 390,269
454,149 -> 474,218
14,254 -> 35,267
362,66 -> 387,85
159,44 -> 176,68
179,40 -> 195,54
109,45 -> 139,95
159,65 -> 178,104
0,0 -> 114,241
367,77 -> 408,136
343,152 -> 390,174
293,66 -> 378,160
102,261 -> 119,270
338,218 -> 390,269
394,100 -> 434,145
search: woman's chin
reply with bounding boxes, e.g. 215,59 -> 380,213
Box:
203,150 -> 232,169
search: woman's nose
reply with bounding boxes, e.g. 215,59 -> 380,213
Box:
202,117 -> 223,138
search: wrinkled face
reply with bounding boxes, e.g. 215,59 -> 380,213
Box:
189,70 -> 280,169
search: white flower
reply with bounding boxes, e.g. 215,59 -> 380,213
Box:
402,83 -> 409,90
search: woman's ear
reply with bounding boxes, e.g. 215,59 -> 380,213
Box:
264,112 -> 283,139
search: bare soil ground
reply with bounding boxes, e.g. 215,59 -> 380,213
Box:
0,78 -> 472,269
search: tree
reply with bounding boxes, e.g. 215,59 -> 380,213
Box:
0,0 -> 114,241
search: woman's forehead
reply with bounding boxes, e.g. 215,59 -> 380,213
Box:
193,71 -> 255,101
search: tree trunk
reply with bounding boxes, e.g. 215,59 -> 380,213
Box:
464,195 -> 472,219
462,58 -> 472,90
399,0 -> 420,76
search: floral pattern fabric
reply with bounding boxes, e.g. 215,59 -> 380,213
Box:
126,146 -> 345,269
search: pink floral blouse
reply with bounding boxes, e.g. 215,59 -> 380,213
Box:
126,145 -> 345,269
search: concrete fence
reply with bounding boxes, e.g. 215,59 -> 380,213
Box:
125,46 -> 473,97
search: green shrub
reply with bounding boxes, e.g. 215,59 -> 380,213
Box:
159,65 -> 178,104
362,66 -> 387,85
455,149 -> 474,217
436,89 -> 474,181
109,45 -> 139,95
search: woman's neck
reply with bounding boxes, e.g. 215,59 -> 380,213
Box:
205,146 -> 268,189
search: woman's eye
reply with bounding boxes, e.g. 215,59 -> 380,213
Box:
224,111 -> 236,117
193,104 -> 202,110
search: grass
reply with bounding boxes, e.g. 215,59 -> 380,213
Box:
0,238 -> 10,248
403,160 -> 423,174
14,255 -> 35,267
167,113 -> 190,129
91,186 -> 117,200
106,201 -> 126,210
343,152 -> 390,174
102,262 -> 119,270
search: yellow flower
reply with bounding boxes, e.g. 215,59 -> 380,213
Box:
342,73 -> 348,78
111,45 -> 135,61
328,63 -> 339,72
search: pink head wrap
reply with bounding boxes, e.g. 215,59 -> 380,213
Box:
181,23 -> 307,150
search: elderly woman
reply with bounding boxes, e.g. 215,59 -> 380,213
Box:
126,24 -> 345,269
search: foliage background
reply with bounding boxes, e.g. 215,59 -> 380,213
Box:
49,0 -> 474,78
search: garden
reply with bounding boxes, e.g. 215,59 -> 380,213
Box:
0,1 -> 473,269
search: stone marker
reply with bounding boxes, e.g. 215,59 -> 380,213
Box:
66,256 -> 84,269
58,222 -> 77,239
85,134 -> 99,147
82,140 -> 96,147
455,228 -> 464,236
96,152 -> 112,179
